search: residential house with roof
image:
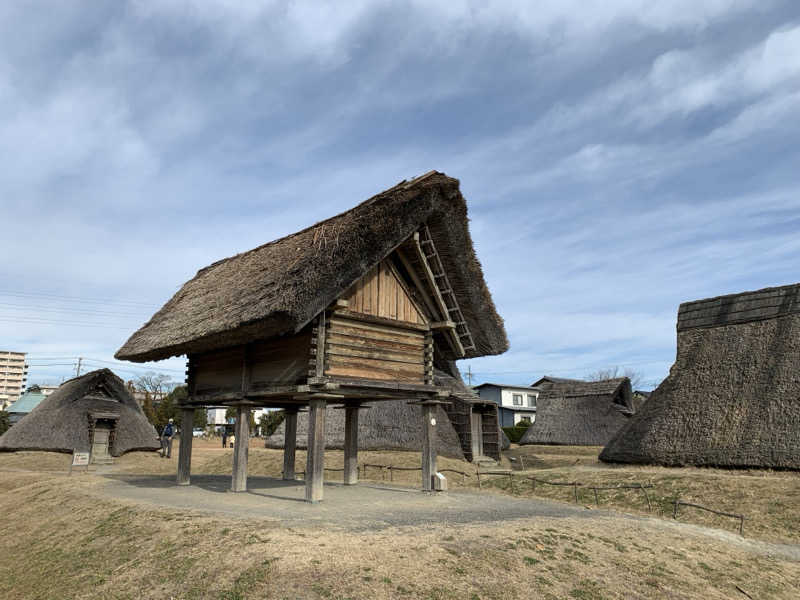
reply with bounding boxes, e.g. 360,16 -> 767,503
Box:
6,385 -> 48,425
473,383 -> 539,427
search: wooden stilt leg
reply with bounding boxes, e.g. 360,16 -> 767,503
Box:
305,398 -> 326,503
344,405 -> 359,485
177,407 -> 195,486
283,409 -> 298,480
421,403 -> 437,492
231,405 -> 250,492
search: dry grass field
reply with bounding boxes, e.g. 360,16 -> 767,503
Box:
0,439 -> 798,599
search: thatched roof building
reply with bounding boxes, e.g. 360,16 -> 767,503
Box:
114,171 -> 508,497
266,400 -> 465,459
265,365 -> 502,461
601,284 -> 800,469
0,369 -> 159,457
519,377 -> 633,446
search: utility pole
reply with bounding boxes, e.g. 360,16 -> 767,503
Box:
466,364 -> 473,386
75,357 -> 82,377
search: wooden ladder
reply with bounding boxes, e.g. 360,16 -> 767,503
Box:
418,226 -> 477,353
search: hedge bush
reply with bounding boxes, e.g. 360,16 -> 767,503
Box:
502,424 -> 531,444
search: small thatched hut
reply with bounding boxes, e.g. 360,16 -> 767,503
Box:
601,284 -> 800,469
519,378 -> 633,446
0,369 -> 159,461
266,399 -> 465,459
115,171 -> 508,500
265,364 -> 501,462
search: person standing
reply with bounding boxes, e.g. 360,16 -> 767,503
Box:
161,418 -> 175,458
221,428 -> 227,448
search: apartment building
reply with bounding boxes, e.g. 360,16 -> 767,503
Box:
1,351 -> 29,408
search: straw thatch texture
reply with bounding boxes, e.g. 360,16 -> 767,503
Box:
520,378 -> 633,446
601,284 -> 800,469
116,171 -> 507,363
0,369 -> 160,456
265,401 -> 465,459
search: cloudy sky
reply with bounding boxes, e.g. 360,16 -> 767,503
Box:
2,1 -> 799,389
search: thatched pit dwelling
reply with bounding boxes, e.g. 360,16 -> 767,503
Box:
601,284 -> 800,469
116,171 -> 508,501
519,377 -> 634,446
265,364 -> 501,462
0,369 -> 159,462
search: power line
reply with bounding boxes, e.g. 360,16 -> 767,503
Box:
81,357 -> 185,373
0,317 -> 135,330
0,302 -> 147,318
0,290 -> 160,308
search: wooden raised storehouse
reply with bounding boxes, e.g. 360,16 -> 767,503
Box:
116,171 -> 508,502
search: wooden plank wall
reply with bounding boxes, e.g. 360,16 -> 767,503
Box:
324,314 -> 426,383
193,330 -> 311,394
250,330 -> 312,389
342,261 -> 426,325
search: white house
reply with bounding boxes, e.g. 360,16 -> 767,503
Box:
473,383 -> 539,427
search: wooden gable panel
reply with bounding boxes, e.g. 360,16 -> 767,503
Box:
341,260 -> 426,325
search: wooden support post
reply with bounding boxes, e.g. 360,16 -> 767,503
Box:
283,409 -> 298,481
344,405 -> 359,485
177,406 -> 195,486
231,405 -> 250,492
421,403 -> 437,491
305,397 -> 327,503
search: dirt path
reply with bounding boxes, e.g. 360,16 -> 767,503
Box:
94,472 -> 800,562
96,473 -> 602,529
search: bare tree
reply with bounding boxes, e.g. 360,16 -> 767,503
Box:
587,366 -> 643,390
133,372 -> 172,401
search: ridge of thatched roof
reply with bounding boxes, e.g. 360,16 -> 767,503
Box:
116,171 -> 508,363
677,283 -> 800,331
531,376 -> 585,388
601,285 -> 800,469
534,377 -> 631,401
0,369 -> 159,456
519,377 -> 633,446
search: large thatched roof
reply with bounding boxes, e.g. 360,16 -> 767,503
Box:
0,369 -> 160,456
520,378 -> 633,446
116,171 -> 507,362
601,284 -> 800,469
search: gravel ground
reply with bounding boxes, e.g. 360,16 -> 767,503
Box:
95,473 -> 800,561
98,473 -> 607,529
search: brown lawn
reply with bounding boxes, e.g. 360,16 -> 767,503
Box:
0,441 -> 798,599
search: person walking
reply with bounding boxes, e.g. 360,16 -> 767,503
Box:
161,418 -> 176,458
222,428 -> 227,448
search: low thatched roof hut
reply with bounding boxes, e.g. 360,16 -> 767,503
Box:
601,284 -> 800,469
265,364 -> 502,461
519,378 -> 633,446
266,399 -> 465,459
0,369 -> 159,457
